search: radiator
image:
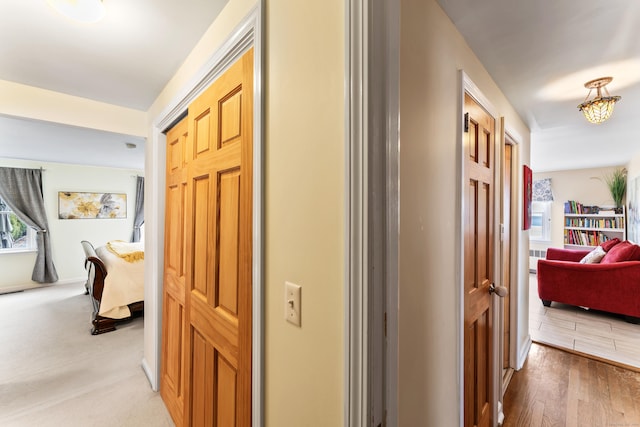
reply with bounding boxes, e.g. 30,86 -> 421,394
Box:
529,249 -> 547,273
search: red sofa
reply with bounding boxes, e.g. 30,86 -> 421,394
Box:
537,240 -> 640,322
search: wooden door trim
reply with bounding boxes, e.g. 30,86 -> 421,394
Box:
144,5 -> 265,426
457,71 -> 499,427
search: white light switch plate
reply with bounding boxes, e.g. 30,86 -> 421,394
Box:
285,281 -> 301,326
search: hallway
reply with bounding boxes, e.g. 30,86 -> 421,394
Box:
503,343 -> 640,426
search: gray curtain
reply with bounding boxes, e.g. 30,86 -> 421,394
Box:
131,176 -> 145,242
0,167 -> 58,283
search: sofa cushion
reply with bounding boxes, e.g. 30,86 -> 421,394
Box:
601,240 -> 640,263
601,238 -> 621,252
579,246 -> 606,264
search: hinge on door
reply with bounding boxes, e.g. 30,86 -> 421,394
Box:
464,112 -> 469,133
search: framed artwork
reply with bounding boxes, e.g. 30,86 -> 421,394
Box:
628,176 -> 640,243
523,165 -> 532,230
58,192 -> 127,219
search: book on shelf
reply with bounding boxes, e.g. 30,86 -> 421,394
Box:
564,201 -> 622,216
563,229 -> 614,246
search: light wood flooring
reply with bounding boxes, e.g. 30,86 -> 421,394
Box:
529,273 -> 640,370
503,343 -> 640,426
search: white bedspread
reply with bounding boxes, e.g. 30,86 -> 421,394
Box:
95,242 -> 144,319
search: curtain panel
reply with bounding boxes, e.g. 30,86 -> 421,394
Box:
0,167 -> 59,283
131,176 -> 144,242
533,178 -> 554,202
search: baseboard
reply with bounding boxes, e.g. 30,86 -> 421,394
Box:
56,277 -> 86,286
141,357 -> 158,391
0,277 -> 86,295
0,283 -> 45,295
516,335 -> 532,370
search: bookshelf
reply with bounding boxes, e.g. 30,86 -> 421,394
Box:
563,200 -> 626,249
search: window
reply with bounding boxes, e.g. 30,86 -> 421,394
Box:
0,197 -> 37,252
530,201 -> 551,242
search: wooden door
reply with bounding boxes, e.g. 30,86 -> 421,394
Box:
502,143 -> 513,374
182,48 -> 253,427
161,116 -> 190,425
463,92 -> 495,427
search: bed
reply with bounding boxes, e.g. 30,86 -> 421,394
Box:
81,240 -> 145,335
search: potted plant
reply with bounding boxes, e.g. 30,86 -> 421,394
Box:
603,168 -> 627,213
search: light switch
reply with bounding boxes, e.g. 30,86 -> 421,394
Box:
285,281 -> 302,326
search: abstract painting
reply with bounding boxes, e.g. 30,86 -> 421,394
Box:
523,165 -> 532,230
58,192 -> 127,219
628,176 -> 640,243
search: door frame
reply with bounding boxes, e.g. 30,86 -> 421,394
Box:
142,4 -> 265,425
501,124 -> 532,372
496,124 -> 519,424
345,0 -> 399,425
457,71 -> 500,427
502,125 -> 520,375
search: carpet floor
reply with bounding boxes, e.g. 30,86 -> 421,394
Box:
0,282 -> 174,426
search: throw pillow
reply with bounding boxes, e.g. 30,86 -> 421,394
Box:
579,246 -> 606,264
601,240 -> 640,263
600,238 -> 621,252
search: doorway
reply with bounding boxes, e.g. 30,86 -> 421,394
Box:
501,136 -> 515,390
145,8 -> 264,426
462,89 -> 497,427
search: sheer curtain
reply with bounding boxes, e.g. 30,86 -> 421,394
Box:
0,167 -> 59,283
131,176 -> 144,242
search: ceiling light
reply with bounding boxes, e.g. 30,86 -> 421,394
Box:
125,142 -> 137,149
577,77 -> 621,124
47,0 -> 106,23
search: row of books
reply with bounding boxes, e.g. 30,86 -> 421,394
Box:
564,200 -> 591,214
565,217 -> 625,229
564,229 -> 613,247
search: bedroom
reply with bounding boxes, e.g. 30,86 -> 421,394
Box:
0,116 -> 145,296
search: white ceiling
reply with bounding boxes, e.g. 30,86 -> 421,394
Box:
3,1 -> 639,173
0,0 -> 228,170
437,0 -> 640,172
0,114 -> 145,170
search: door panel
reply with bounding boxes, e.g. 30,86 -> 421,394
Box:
163,48 -> 253,427
183,48 -> 253,427
161,117 -> 189,426
464,92 -> 495,427
218,169 -> 241,316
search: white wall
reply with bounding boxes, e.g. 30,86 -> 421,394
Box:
531,165 -> 625,252
628,153 -> 640,181
399,0 -> 531,424
0,158 -> 142,291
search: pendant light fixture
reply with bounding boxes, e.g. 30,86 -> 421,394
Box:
47,0 -> 106,23
577,77 -> 621,124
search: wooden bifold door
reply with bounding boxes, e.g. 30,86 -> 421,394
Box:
161,48 -> 254,427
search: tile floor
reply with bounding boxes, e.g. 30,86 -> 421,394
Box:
529,273 -> 640,369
